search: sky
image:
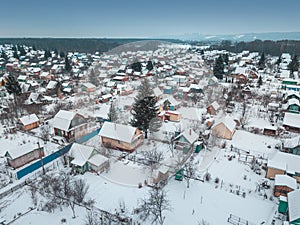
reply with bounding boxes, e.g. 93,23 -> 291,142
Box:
1,0 -> 300,38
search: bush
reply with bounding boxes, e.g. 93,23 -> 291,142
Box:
204,173 -> 211,182
215,177 -> 220,184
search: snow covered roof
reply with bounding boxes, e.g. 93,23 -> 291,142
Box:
19,114 -> 39,126
46,80 -> 57,89
283,136 -> 300,148
88,154 -> 108,167
153,87 -> 163,97
68,143 -> 94,167
268,151 -> 300,174
214,116 -> 236,132
287,98 -> 300,106
288,190 -> 300,222
283,112 -> 300,129
177,129 -> 198,144
6,143 -> 43,159
210,101 -> 220,110
99,122 -> 139,143
82,82 -> 96,89
274,174 -> 297,190
94,104 -> 110,120
52,110 -> 75,131
178,107 -> 204,121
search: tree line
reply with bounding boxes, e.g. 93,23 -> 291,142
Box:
211,39 -> 300,56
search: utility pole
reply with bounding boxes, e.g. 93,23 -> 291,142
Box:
38,142 -> 45,174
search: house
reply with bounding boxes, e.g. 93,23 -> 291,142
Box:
81,82 -> 96,92
18,114 -> 40,131
212,116 -> 237,140
266,151 -> 300,183
174,129 -> 199,154
235,74 -> 247,84
52,110 -> 88,142
5,143 -> 44,169
285,98 -> 300,114
283,112 -> 300,132
207,101 -> 220,115
68,143 -> 109,174
274,174 -> 297,197
94,104 -> 110,122
263,126 -> 278,136
287,190 -> 300,224
158,110 -> 181,122
99,122 -> 143,152
282,136 -> 300,155
158,96 -> 180,111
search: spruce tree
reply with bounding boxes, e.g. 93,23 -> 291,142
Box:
213,55 -> 224,79
258,52 -> 265,69
108,102 -> 118,122
88,68 -> 99,86
288,55 -> 299,74
65,55 -> 72,72
257,75 -> 263,87
4,75 -> 22,117
146,60 -> 153,71
130,78 -> 160,139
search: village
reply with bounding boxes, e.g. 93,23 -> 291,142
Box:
0,41 -> 300,225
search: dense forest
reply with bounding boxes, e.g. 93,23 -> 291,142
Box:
210,39 -> 300,56
0,38 -> 180,54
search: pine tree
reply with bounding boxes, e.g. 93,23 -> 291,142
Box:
131,62 -> 142,72
60,51 -> 65,58
258,52 -> 265,69
44,50 -> 51,59
108,102 -> 118,122
88,68 -> 99,86
213,55 -> 224,79
65,55 -> 72,72
276,55 -> 282,65
13,51 -> 19,59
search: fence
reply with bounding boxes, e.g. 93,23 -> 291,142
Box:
16,128 -> 101,180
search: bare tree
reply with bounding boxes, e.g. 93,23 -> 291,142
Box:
39,124 -> 51,143
183,159 -> 196,188
136,188 -> 172,225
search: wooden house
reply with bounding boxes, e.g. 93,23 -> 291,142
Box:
158,110 -> 181,122
212,116 -> 236,140
266,151 -> 300,183
283,112 -> 300,133
174,129 -> 199,154
68,143 -> 109,174
52,110 -> 88,142
18,114 -> 40,131
287,190 -> 300,224
285,98 -> 300,114
236,74 -> 247,84
5,143 -> 44,169
282,136 -> 300,155
274,174 -> 297,197
81,82 -> 96,92
207,101 -> 220,115
99,122 -> 143,152
263,126 -> 278,136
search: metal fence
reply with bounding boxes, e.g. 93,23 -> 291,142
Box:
16,128 -> 101,179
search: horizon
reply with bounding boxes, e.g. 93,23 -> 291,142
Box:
1,0 -> 300,38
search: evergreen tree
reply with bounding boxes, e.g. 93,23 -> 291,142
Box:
19,46 -> 26,56
60,51 -> 65,58
136,78 -> 154,100
131,62 -> 142,72
213,55 -> 224,79
146,60 -> 153,71
4,75 -> 22,117
257,75 -> 263,87
223,53 -> 229,65
276,55 -> 282,65
288,55 -> 299,74
107,102 -> 118,122
65,55 -> 72,72
130,96 -> 159,139
258,52 -> 265,69
44,50 -> 51,59
1,51 -> 8,61
88,68 -> 99,86
13,51 -> 19,59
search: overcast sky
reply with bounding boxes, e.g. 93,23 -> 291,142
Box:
1,0 -> 300,38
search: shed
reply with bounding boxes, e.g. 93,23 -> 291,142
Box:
287,190 -> 300,224
18,114 -> 40,131
212,116 -> 236,140
274,174 -> 297,197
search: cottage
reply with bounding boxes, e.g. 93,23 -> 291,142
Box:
18,114 -> 40,131
285,98 -> 300,114
207,101 -> 220,115
52,110 -> 88,142
99,122 -> 143,152
283,112 -> 300,132
267,151 -> 300,183
5,143 -> 44,169
159,110 -> 181,122
212,116 -> 236,140
82,82 -> 96,92
287,190 -> 300,224
68,143 -> 109,174
283,136 -> 300,155
174,129 -> 199,154
94,104 -> 110,122
274,174 -> 297,197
